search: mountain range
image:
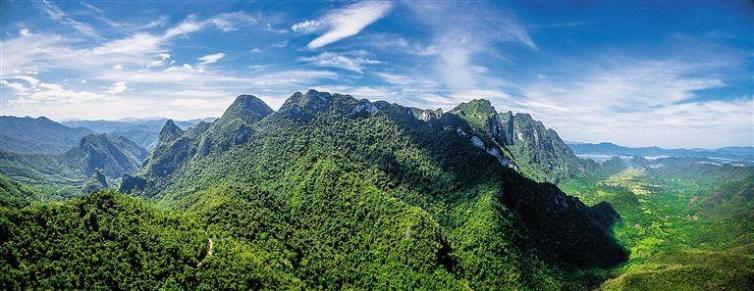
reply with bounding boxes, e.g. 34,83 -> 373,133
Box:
568,141 -> 753,164
0,89 -> 751,290
0,116 -> 93,154
0,90 -> 630,289
63,117 -> 213,149
0,131 -> 148,200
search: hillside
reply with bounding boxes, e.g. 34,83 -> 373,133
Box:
449,99 -> 594,183
115,90 -> 627,289
0,133 -> 147,198
0,90 -> 630,289
3,90 -> 749,290
62,133 -> 148,178
0,116 -> 93,154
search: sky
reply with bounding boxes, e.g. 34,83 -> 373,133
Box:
1,1 -> 752,148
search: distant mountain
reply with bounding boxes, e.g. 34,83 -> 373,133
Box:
568,142 -> 754,163
62,133 -> 148,178
0,116 -> 93,154
0,132 -> 147,198
62,118 -> 214,149
62,118 -> 212,133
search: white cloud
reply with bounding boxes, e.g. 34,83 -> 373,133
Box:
81,2 -> 104,14
0,10 -> 337,120
104,81 -> 127,94
12,75 -> 40,87
198,53 -> 225,65
211,11 -> 260,32
291,19 -> 325,33
300,51 -> 380,73
141,16 -> 169,30
363,33 -> 436,56
292,1 -> 393,49
164,17 -> 206,38
5,81 -> 105,105
1,80 -> 29,93
500,51 -> 751,148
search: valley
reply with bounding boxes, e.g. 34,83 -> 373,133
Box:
561,160 -> 754,290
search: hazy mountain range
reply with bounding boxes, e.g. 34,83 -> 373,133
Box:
62,118 -> 214,149
568,141 -> 753,164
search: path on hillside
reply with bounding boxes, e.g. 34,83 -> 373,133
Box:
198,236 -> 213,267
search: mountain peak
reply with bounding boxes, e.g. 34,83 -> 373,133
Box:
221,94 -> 274,123
63,133 -> 147,178
450,99 -> 497,116
279,89 -> 334,117
158,119 -> 184,143
449,99 -> 498,130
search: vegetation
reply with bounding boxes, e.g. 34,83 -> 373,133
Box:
449,99 -> 594,183
0,90 -> 748,290
0,132 -> 148,198
0,90 -> 631,289
560,158 -> 754,290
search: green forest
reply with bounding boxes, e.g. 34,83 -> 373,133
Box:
1,91 -> 752,290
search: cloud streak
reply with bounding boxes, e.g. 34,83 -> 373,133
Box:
39,0 -> 102,40
198,53 -> 225,65
292,1 -> 393,49
300,51 -> 380,73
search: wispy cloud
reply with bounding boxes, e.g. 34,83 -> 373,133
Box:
300,51 -> 380,73
403,2 -> 535,92
501,47 -> 751,148
104,81 -> 127,94
39,0 -> 102,40
80,2 -> 104,14
198,53 -> 225,65
0,12 -> 338,120
292,1 -> 393,49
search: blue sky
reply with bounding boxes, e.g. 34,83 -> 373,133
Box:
1,0 -> 752,148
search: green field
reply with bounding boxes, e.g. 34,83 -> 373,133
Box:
560,163 -> 754,290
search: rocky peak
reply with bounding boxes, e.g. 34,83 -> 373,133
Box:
449,99 -> 498,131
451,99 -> 497,116
411,108 -> 444,122
158,119 -> 184,144
280,89 -> 333,113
